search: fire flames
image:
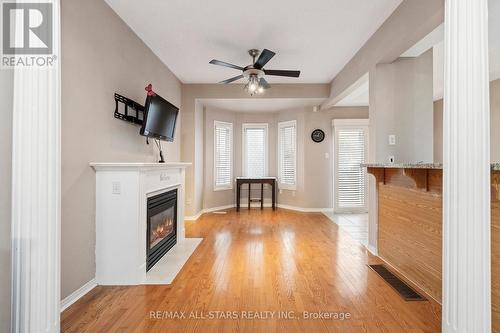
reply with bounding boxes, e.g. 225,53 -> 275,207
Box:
151,218 -> 173,247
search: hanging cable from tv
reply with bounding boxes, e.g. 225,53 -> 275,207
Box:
145,137 -> 165,163
155,139 -> 165,163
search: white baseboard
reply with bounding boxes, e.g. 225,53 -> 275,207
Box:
367,244 -> 378,256
185,203 -> 334,221
278,204 -> 333,213
185,204 -> 236,221
184,210 -> 203,221
60,279 -> 97,312
204,204 -> 236,213
240,197 -> 333,213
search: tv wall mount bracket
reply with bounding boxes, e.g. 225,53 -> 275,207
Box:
113,84 -> 157,126
114,93 -> 145,126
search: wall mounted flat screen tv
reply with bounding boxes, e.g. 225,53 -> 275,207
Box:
140,94 -> 179,141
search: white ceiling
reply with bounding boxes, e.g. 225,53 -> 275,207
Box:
200,98 -> 326,112
105,0 -> 402,84
336,0 -> 500,106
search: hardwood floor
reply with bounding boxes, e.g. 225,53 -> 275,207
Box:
61,209 -> 441,332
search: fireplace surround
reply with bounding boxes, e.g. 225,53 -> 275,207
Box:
147,189 -> 177,271
91,162 -> 192,285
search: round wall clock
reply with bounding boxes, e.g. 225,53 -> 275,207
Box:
311,129 -> 325,143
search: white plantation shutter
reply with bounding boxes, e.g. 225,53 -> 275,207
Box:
243,124 -> 267,177
335,122 -> 368,211
278,120 -> 296,189
214,121 -> 233,190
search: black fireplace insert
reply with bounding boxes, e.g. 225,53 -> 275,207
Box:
146,189 -> 177,271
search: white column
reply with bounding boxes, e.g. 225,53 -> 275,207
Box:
10,1 -> 61,332
368,70 -> 378,255
442,0 -> 491,332
367,175 -> 378,255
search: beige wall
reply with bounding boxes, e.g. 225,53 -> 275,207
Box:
370,50 -> 434,163
302,107 -> 369,207
433,99 -> 443,163
61,0 -> 181,298
181,84 -> 331,216
491,79 -> 500,161
202,106 -> 368,210
434,78 -> 500,162
0,69 -> 13,333
328,0 -> 444,104
194,101 -> 205,214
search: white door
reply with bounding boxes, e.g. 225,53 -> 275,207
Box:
333,119 -> 369,213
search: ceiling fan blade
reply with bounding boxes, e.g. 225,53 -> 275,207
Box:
219,75 -> 244,84
254,49 -> 276,69
259,78 -> 271,89
209,59 -> 244,71
264,69 -> 301,78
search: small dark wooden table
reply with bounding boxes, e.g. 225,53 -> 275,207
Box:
236,177 -> 277,211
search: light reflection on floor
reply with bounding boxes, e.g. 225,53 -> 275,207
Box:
212,229 -> 232,293
334,218 -> 369,298
246,240 -> 264,285
279,228 -> 297,292
323,212 -> 368,246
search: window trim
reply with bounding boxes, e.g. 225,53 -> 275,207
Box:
332,118 -> 369,213
277,120 -> 297,190
242,123 -> 268,177
213,120 -> 233,191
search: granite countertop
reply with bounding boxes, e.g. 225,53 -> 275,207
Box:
361,163 -> 443,169
361,162 -> 500,171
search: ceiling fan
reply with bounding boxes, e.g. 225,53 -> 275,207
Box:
209,49 -> 301,95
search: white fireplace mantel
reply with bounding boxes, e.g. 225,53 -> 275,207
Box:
90,162 -> 192,285
90,162 -> 192,170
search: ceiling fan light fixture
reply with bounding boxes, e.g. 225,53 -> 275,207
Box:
247,74 -> 260,95
209,48 -> 300,95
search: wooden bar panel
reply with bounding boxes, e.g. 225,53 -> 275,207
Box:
368,167 -> 500,330
492,171 -> 500,329
427,169 -> 442,193
378,181 -> 442,301
383,168 -> 415,188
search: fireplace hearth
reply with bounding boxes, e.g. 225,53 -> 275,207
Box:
147,189 -> 177,271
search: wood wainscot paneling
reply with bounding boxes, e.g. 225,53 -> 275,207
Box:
367,166 -> 500,330
492,171 -> 500,330
367,167 -> 443,302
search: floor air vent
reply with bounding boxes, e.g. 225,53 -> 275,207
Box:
368,264 -> 425,301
